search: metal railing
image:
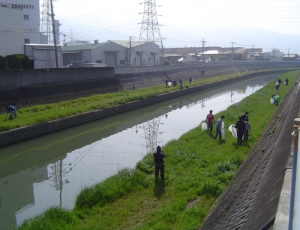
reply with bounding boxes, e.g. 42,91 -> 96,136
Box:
289,118 -> 300,229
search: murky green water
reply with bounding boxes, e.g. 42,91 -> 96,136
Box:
0,74 -> 280,230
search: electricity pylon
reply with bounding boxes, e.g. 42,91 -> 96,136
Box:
139,0 -> 162,47
41,0 -> 54,44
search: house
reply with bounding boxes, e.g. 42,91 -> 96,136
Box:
62,40 -> 160,67
197,50 -> 227,62
225,48 -> 247,61
24,44 -> 63,69
282,54 -> 299,61
178,53 -> 198,63
162,54 -> 183,65
111,40 -> 160,66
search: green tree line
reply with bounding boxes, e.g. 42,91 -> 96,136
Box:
0,54 -> 31,70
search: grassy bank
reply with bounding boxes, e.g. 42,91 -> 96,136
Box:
14,71 -> 299,230
0,69 -> 286,132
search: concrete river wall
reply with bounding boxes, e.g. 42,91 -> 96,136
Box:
0,68 -> 297,148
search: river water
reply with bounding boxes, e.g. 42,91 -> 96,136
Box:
0,74 -> 279,230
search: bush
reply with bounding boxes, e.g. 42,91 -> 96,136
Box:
0,56 -> 7,70
5,54 -> 31,69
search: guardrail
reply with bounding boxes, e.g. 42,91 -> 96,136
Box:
289,118 -> 300,229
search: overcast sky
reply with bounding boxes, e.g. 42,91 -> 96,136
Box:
51,0 -> 300,52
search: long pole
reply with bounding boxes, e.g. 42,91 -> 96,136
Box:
201,38 -> 205,62
50,0 -> 59,68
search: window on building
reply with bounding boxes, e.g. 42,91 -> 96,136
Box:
24,15 -> 29,20
32,5 -> 34,9
29,5 -> 31,9
96,60 -> 102,63
120,60 -> 125,64
25,39 -> 30,44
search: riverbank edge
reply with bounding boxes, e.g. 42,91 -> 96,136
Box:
0,69 -> 295,148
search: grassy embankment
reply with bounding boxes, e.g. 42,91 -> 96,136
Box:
14,70 -> 299,230
0,69 -> 287,132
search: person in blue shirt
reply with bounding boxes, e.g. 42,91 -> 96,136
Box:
7,105 -> 17,118
214,115 -> 225,140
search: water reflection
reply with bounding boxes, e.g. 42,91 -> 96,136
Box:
0,74 -> 279,229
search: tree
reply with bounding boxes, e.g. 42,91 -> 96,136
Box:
0,56 -> 7,70
5,54 -> 31,69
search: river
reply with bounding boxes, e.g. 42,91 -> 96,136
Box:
0,74 -> 280,230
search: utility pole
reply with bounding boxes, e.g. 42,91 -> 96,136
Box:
231,42 -> 234,62
128,36 -> 135,66
201,38 -> 206,62
50,0 -> 59,68
161,38 -> 165,64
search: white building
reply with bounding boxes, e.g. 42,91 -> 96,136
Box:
5,0 -> 40,44
0,0 -> 48,57
25,44 -> 63,69
0,2 -> 24,56
62,40 -> 160,67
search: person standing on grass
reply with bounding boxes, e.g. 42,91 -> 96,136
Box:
285,78 -> 289,85
153,146 -> 165,180
206,110 -> 215,134
234,116 -> 246,144
240,112 -> 248,121
214,115 -> 225,140
275,84 -> 279,94
244,118 -> 251,141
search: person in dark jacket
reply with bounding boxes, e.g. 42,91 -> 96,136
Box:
235,116 -> 246,144
285,78 -> 289,85
153,146 -> 165,180
7,105 -> 17,118
240,112 -> 248,121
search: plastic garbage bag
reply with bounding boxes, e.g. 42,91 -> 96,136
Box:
228,124 -> 237,138
221,121 -> 225,139
202,122 -> 207,131
270,98 -> 274,104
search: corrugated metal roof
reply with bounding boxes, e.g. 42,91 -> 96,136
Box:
62,43 -> 104,52
109,40 -> 152,48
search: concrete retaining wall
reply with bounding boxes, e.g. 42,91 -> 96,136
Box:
0,67 -> 114,89
115,61 -> 300,74
0,69 -> 293,148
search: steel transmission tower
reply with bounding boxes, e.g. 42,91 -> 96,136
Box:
139,0 -> 162,46
41,0 -> 53,44
143,117 -> 161,154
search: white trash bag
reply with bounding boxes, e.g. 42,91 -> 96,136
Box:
202,122 -> 207,131
228,124 -> 237,138
270,98 -> 274,104
221,121 -> 225,139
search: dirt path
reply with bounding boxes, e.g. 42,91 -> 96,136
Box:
200,79 -> 300,229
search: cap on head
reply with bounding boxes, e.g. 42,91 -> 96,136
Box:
209,110 -> 213,113
157,146 -> 161,151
